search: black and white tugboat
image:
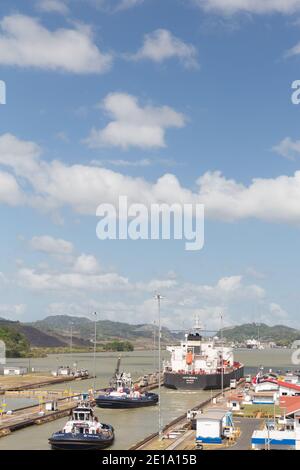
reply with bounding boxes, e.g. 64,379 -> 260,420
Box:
164,319 -> 244,390
95,357 -> 158,409
49,402 -> 114,450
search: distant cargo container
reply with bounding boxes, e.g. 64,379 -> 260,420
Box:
3,366 -> 28,376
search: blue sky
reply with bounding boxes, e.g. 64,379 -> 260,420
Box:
1,0 -> 300,329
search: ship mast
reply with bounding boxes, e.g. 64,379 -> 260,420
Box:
193,313 -> 202,333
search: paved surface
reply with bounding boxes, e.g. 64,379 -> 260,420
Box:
228,418 -> 263,450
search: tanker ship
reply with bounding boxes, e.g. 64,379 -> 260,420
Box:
163,320 -> 244,390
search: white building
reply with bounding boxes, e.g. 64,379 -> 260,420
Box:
254,380 -> 279,393
252,399 -> 300,449
251,429 -> 296,450
252,392 -> 278,405
195,409 -> 233,444
278,381 -> 300,397
52,366 -> 71,377
227,396 -> 243,411
283,374 -> 299,385
3,366 -> 28,376
246,339 -> 261,349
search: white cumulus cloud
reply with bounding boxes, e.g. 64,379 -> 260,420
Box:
87,0 -> 144,11
0,304 -> 26,319
30,235 -> 74,255
0,171 -> 24,205
3,134 -> 300,225
115,0 -> 144,11
272,137 -> 300,160
193,0 -> 300,14
130,29 -> 199,68
73,254 -> 101,274
85,92 -> 186,149
36,0 -> 69,14
18,267 -> 129,292
0,14 -> 112,74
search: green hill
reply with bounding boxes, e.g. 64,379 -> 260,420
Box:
0,325 -> 30,357
218,323 -> 300,346
30,315 -> 177,344
0,315 -> 179,356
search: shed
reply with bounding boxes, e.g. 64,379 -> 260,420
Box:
45,401 -> 58,411
252,392 -> 277,405
227,394 -> 243,411
196,409 -> 230,444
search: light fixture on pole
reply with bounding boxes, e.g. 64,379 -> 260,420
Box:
154,293 -> 163,440
220,313 -> 224,398
70,322 -> 73,369
93,312 -> 97,392
153,320 -> 156,372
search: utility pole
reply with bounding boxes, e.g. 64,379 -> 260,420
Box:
267,419 -> 271,450
155,294 -> 163,440
70,322 -> 73,370
93,312 -> 97,392
153,320 -> 156,372
220,313 -> 224,398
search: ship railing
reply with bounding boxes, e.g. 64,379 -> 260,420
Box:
167,367 -> 238,375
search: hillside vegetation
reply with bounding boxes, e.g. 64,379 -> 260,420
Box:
2,315 -> 298,357
218,323 -> 300,346
0,315 -> 179,357
0,325 -> 30,357
30,315 -> 177,344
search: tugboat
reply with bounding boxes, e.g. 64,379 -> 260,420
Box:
49,402 -> 114,450
95,357 -> 158,409
164,319 -> 244,390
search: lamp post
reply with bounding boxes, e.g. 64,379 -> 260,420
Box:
93,312 -> 97,392
153,320 -> 156,372
70,322 -> 73,370
154,294 -> 163,440
220,313 -> 224,398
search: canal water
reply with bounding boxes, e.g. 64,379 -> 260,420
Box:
0,349 -> 297,450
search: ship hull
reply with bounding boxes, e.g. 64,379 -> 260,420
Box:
164,366 -> 244,390
95,392 -> 158,409
49,433 -> 114,450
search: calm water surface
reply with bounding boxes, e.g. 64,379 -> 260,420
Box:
0,349 -> 296,450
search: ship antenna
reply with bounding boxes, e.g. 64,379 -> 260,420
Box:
194,313 -> 202,332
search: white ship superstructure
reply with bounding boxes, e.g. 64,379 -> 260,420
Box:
164,320 -> 244,390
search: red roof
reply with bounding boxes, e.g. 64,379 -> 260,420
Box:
280,396 -> 300,415
277,380 -> 300,391
228,394 -> 243,402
